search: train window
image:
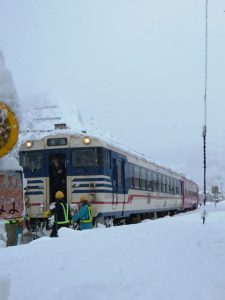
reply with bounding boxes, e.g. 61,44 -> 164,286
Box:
170,178 -> 173,193
157,173 -> 161,192
117,160 -> 123,186
172,178 -> 176,194
176,180 -> 180,194
161,175 -> 166,193
134,165 -> 140,189
72,148 -> 97,167
169,177 -> 173,193
20,151 -> 43,170
105,150 -> 111,168
97,148 -> 110,167
178,182 -> 181,194
147,171 -> 153,190
152,171 -> 157,191
72,148 -> 110,167
140,168 -> 147,190
128,163 -> 134,188
166,177 -> 170,193
47,138 -> 67,146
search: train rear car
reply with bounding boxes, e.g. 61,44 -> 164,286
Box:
182,177 -> 199,210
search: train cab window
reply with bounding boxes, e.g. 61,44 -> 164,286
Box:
72,148 -> 97,167
97,148 -> 111,167
72,148 -> 110,167
20,151 -> 43,170
47,138 -> 67,146
134,165 -> 140,189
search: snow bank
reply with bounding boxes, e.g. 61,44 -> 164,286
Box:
0,202 -> 225,300
0,274 -> 11,300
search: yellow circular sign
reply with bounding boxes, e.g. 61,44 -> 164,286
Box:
0,102 -> 19,158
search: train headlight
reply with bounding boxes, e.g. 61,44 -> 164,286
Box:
26,141 -> 33,148
83,136 -> 91,145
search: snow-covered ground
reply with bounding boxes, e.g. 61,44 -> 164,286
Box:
0,202 -> 225,300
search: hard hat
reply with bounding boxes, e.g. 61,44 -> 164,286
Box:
55,191 -> 64,199
80,195 -> 88,202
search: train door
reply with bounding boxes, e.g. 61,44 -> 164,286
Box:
112,157 -> 126,206
48,153 -> 67,203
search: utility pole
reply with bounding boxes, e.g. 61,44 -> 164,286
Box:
203,0 -> 208,207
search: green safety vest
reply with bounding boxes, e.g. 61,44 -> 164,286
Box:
81,206 -> 93,224
57,203 -> 69,225
4,220 -> 17,224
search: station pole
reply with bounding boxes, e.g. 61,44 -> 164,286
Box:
203,0 -> 208,206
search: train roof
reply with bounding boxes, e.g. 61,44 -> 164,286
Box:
20,131 -> 190,180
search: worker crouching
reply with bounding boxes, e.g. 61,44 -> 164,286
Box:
72,198 -> 93,230
50,191 -> 71,237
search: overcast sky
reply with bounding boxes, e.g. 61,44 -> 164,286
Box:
0,0 -> 225,190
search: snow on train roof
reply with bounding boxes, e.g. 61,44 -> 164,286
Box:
20,129 -> 186,179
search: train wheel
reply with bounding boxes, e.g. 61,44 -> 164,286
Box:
104,217 -> 114,227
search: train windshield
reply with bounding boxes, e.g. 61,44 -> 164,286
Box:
20,151 -> 43,170
72,148 -> 110,167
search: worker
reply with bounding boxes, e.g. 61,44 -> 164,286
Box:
50,191 -> 71,237
201,209 -> 207,224
72,198 -> 93,230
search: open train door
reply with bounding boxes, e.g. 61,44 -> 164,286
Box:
48,152 -> 68,203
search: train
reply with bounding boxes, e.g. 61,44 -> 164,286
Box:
19,131 -> 199,229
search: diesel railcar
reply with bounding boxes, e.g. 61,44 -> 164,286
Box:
19,133 -> 199,227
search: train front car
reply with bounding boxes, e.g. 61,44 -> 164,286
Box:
19,134 -> 118,227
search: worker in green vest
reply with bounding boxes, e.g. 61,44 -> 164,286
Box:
50,191 -> 71,237
72,198 -> 93,230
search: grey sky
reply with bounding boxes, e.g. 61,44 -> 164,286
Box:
0,0 -> 225,189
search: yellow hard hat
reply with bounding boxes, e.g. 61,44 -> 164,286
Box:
80,195 -> 88,203
55,191 -> 64,199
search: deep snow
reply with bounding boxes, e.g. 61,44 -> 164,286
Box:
0,202 -> 225,300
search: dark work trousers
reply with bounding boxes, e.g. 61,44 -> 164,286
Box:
50,223 -> 70,237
